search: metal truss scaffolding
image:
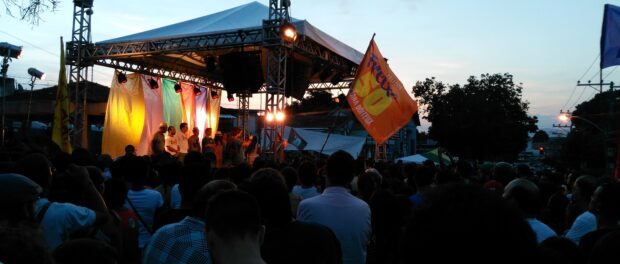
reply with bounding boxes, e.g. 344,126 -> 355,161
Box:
67,0 -> 94,148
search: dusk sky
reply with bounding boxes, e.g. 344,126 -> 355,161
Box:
0,0 -> 615,134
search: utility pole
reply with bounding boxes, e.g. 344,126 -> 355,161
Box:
570,74 -> 618,176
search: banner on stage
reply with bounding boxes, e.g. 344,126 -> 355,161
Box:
288,128 -> 307,150
347,38 -> 418,144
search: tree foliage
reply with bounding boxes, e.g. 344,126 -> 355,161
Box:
532,130 -> 550,143
2,0 -> 60,25
289,90 -> 339,113
412,73 -> 538,161
561,90 -> 620,173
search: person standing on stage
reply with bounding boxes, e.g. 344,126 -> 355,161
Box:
188,127 -> 201,153
177,123 -> 189,157
165,126 -> 181,157
151,122 -> 168,156
202,128 -> 216,165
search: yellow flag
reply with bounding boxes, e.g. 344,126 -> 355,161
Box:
52,37 -> 72,153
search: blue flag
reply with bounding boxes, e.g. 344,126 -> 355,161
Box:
601,4 -> 620,69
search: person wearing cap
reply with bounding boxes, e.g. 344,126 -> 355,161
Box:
0,173 -> 42,225
152,122 -> 168,156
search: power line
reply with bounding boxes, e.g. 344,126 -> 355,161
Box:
603,66 -> 618,80
568,83 -> 588,110
561,54 -> 599,111
0,30 -> 109,77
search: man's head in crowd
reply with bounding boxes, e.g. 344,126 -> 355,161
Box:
326,150 -> 355,187
180,122 -> 188,134
205,190 -> 264,263
503,178 -> 541,218
168,126 -> 176,136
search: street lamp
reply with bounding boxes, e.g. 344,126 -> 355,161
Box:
1,42 -> 23,145
26,68 -> 45,131
558,110 -> 614,175
557,110 -> 605,134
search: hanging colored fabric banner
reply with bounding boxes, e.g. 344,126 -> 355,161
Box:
136,75 -> 164,156
195,86 -> 209,140
101,72 -> 146,158
180,81 -> 197,134
207,88 -> 222,138
52,37 -> 72,153
162,79 -> 184,129
347,38 -> 418,144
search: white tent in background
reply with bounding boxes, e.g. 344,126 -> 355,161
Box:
265,127 -> 366,157
396,154 -> 428,164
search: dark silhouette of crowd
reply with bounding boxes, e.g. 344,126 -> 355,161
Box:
0,135 -> 619,264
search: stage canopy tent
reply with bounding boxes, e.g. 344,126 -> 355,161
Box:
282,127 -> 366,157
395,154 -> 428,164
91,1 -> 363,98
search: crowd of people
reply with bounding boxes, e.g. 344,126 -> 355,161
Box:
0,129 -> 619,264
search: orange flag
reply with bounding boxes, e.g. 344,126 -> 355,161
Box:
347,38 -> 418,144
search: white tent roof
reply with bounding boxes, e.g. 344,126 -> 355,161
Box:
395,154 -> 428,164
276,127 -> 365,157
97,1 -> 363,64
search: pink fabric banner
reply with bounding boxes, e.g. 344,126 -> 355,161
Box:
137,75 -> 164,156
194,86 -> 208,141
180,82 -> 197,137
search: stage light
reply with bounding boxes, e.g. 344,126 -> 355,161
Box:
148,79 -> 159,89
0,42 -> 23,59
174,83 -> 182,93
211,90 -> 219,99
280,22 -> 297,43
275,111 -> 285,122
266,112 -> 274,122
193,86 -> 201,96
117,72 -> 127,84
227,92 -> 234,102
27,68 -> 46,80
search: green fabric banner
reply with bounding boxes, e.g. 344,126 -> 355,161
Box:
162,78 -> 183,128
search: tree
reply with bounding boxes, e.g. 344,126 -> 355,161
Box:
560,90 -> 620,174
412,73 -> 538,161
2,0 -> 59,25
289,90 -> 339,113
532,130 -> 550,143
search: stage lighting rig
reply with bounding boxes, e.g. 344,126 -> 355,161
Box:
211,90 -> 219,99
227,92 -> 234,102
149,79 -> 159,89
174,83 -> 182,93
280,22 -> 297,43
193,86 -> 201,96
117,72 -> 127,84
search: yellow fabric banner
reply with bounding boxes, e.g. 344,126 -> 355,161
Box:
347,39 -> 418,144
52,38 -> 72,153
101,72 -> 146,158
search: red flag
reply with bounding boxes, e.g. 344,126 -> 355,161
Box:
347,38 -> 418,144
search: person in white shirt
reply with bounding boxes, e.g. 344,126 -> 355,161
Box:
503,178 -> 557,243
297,150 -> 371,264
176,123 -> 189,155
165,126 -> 180,157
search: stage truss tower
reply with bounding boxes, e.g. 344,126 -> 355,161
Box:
66,0 -> 94,148
261,0 -> 291,160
